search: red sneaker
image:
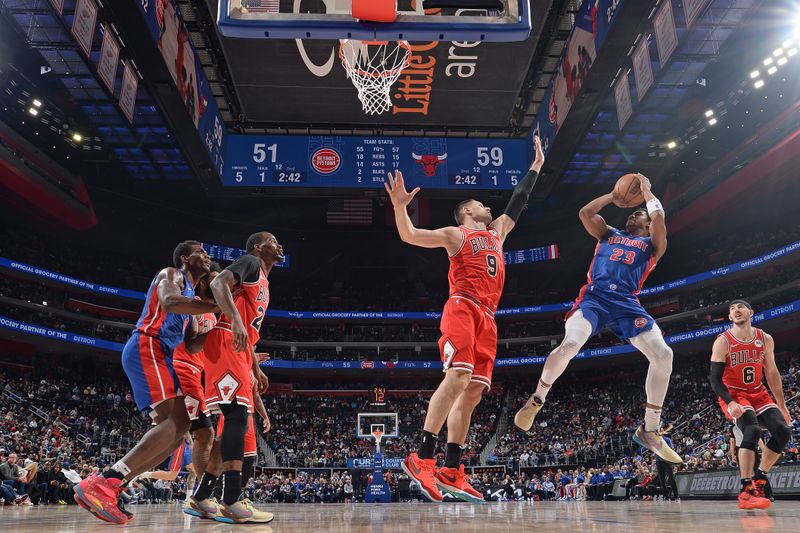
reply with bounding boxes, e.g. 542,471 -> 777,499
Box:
402,453 -> 443,502
435,465 -> 485,503
74,475 -> 129,524
738,486 -> 771,510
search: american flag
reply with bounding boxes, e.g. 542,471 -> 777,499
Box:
242,0 -> 280,12
327,198 -> 373,225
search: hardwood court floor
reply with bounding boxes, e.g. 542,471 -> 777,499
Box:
0,500 -> 795,532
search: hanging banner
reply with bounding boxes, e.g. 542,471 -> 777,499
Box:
632,35 -> 654,102
49,0 -> 64,15
71,0 -> 98,58
97,25 -> 121,94
683,0 -> 711,29
653,0 -> 678,66
614,71 -> 633,130
119,61 -> 138,124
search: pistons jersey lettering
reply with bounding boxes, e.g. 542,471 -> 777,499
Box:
448,226 -> 505,312
586,228 -> 656,295
721,328 -> 766,391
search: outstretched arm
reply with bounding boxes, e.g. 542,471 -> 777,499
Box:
491,135 -> 545,242
385,170 -> 463,254
638,174 -> 667,262
578,194 -> 615,240
763,334 -> 791,423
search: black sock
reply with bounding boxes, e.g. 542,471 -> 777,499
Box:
753,468 -> 767,480
741,477 -> 752,491
221,470 -> 242,506
102,469 -> 124,481
193,472 -> 218,501
444,443 -> 462,469
212,479 -> 223,500
419,431 -> 438,460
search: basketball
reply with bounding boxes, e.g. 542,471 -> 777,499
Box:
613,173 -> 644,208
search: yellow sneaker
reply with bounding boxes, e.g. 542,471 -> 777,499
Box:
633,425 -> 683,464
183,496 -> 219,519
514,395 -> 544,431
216,499 -> 274,524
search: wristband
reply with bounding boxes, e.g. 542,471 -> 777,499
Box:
646,198 -> 663,216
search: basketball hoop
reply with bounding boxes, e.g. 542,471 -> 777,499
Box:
371,427 -> 385,453
339,39 -> 411,115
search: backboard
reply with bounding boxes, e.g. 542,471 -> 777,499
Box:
217,0 -> 531,42
357,412 -> 399,439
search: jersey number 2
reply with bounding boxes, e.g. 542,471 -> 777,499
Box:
610,248 -> 635,265
251,306 -> 265,331
486,255 -> 498,277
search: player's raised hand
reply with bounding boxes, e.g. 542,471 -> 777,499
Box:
636,173 -> 652,194
531,135 -> 545,171
385,169 -> 420,208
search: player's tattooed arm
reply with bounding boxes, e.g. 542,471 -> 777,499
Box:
210,269 -> 249,352
578,194 -> 615,240
637,175 -> 667,261
385,169 -> 463,255
763,334 -> 791,423
156,267 -> 217,315
709,336 -> 741,417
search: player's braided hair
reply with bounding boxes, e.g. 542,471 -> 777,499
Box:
172,240 -> 201,268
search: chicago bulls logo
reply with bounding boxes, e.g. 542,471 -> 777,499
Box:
216,373 -> 240,403
411,152 -> 447,176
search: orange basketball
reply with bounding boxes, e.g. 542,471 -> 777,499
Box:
613,173 -> 644,207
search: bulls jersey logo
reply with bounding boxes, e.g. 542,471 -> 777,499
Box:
216,373 -> 241,403
184,396 -> 200,419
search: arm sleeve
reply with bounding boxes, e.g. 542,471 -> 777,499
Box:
503,169 -> 540,222
226,255 -> 261,284
709,361 -> 733,403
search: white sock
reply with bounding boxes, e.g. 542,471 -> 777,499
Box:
644,407 -> 662,433
112,460 -> 132,477
533,380 -> 552,402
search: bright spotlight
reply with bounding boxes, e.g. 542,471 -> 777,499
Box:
783,40 -> 793,48
667,141 -> 677,149
72,133 -> 83,142
768,66 -> 778,75
750,70 -> 760,79
764,57 -> 773,66
704,109 -> 714,117
32,99 -> 42,108
754,80 -> 765,89
773,48 -> 784,57
708,118 -> 718,126
778,56 -> 788,66
28,107 -> 39,116
789,48 -> 798,57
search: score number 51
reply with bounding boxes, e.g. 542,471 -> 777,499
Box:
253,143 -> 278,163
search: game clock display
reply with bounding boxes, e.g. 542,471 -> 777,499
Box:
223,134 -> 529,190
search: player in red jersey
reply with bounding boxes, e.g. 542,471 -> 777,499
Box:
185,232 -> 280,524
387,136 -> 545,503
709,300 -> 791,510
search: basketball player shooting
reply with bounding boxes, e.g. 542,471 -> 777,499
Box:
709,300 -> 791,510
73,241 -> 218,524
514,174 -> 683,465
386,136 -> 545,503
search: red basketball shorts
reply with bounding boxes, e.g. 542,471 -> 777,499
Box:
203,328 -> 254,414
217,413 -> 257,457
438,296 -> 497,390
173,354 -> 208,421
718,387 -> 778,421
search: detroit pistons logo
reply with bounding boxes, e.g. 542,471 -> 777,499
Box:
311,148 -> 341,174
634,317 -> 648,328
754,339 -> 763,348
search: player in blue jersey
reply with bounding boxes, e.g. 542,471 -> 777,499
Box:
514,175 -> 682,464
74,240 -> 218,524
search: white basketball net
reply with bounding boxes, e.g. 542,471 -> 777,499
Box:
339,39 -> 411,115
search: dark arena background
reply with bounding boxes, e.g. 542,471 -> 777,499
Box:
0,0 -> 800,531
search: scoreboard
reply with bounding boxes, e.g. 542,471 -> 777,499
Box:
223,135 -> 530,190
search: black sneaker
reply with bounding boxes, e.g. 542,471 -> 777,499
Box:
117,499 -> 133,520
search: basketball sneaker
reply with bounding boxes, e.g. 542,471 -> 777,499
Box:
435,465 -> 485,503
184,495 -> 220,519
402,453 -> 443,502
514,395 -> 544,431
632,425 -> 682,465
752,478 -> 773,502
738,485 -> 771,510
215,499 -> 274,524
73,475 -> 129,524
